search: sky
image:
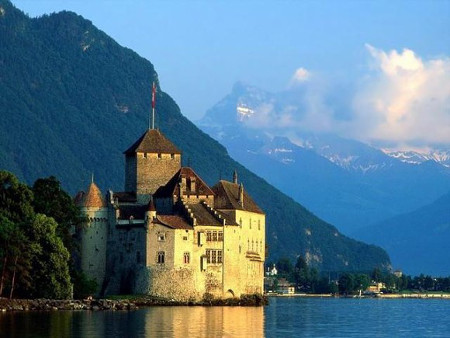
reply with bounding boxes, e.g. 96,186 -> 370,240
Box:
12,0 -> 450,148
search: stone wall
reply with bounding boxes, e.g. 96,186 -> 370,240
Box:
136,152 -> 181,195
148,266 -> 201,301
81,206 -> 108,295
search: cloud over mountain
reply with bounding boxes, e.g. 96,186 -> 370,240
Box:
239,46 -> 450,148
352,45 -> 450,145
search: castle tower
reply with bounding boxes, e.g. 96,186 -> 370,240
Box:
124,129 -> 181,202
79,180 -> 108,294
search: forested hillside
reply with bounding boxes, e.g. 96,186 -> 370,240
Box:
354,191 -> 450,276
0,0 -> 390,272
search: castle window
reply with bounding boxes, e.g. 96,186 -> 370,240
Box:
212,231 -> 218,241
183,236 -> 188,241
239,218 -> 242,227
158,153 -> 162,159
171,153 -> 174,159
136,251 -> 141,264
184,252 -> 190,264
249,218 -> 252,229
206,249 -> 211,263
158,233 -> 166,241
218,231 -> 223,241
206,249 -> 222,264
258,220 -> 261,230
157,251 -> 165,264
143,153 -> 147,158
206,231 -> 212,241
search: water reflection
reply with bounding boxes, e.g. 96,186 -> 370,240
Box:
0,306 -> 264,337
143,306 -> 264,337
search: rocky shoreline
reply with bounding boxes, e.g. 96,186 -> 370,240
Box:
0,294 -> 268,312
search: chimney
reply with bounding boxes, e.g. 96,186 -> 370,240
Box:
239,183 -> 244,208
233,170 -> 238,184
180,175 -> 186,194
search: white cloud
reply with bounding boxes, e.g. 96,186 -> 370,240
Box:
290,67 -> 310,84
242,47 -> 450,147
351,45 -> 450,144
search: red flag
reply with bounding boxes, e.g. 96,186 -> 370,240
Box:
151,82 -> 156,109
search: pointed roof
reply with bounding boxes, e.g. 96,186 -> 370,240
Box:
154,167 -> 215,198
83,182 -> 105,208
124,129 -> 181,155
148,198 -> 156,212
212,180 -> 263,214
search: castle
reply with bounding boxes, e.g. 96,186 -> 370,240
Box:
76,127 -> 265,300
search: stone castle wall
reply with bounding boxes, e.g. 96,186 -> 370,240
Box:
136,152 -> 181,195
81,206 -> 108,294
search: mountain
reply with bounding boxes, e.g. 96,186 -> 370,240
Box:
352,191 -> 450,276
0,0 -> 390,272
198,82 -> 450,237
382,149 -> 450,168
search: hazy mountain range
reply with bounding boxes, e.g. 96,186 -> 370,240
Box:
198,82 -> 450,275
0,0 -> 390,273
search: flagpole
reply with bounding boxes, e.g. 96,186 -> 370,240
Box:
151,82 -> 156,130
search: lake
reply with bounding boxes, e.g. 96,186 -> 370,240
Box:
1,297 -> 449,337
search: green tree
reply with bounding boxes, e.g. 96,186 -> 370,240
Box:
72,270 -> 98,299
354,274 -> 370,292
0,171 -> 34,298
32,176 -> 82,251
338,273 -> 356,294
25,214 -> 72,299
293,256 -> 309,289
276,257 -> 294,278
0,171 -> 34,223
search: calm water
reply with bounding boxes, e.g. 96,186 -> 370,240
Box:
1,297 -> 450,337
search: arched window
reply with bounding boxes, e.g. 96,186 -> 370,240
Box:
157,251 -> 165,264
184,252 -> 190,264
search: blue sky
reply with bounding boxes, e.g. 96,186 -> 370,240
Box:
12,0 -> 450,147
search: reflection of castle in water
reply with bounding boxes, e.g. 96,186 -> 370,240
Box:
143,306 -> 264,337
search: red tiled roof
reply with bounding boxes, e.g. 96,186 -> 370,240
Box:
83,182 -> 105,207
124,129 -> 181,155
156,215 -> 192,230
212,180 -> 263,214
188,203 -> 223,226
154,167 -> 215,198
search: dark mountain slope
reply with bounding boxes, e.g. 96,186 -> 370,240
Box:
0,0 -> 390,272
353,191 -> 450,276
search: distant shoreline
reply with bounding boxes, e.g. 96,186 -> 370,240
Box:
266,293 -> 450,299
